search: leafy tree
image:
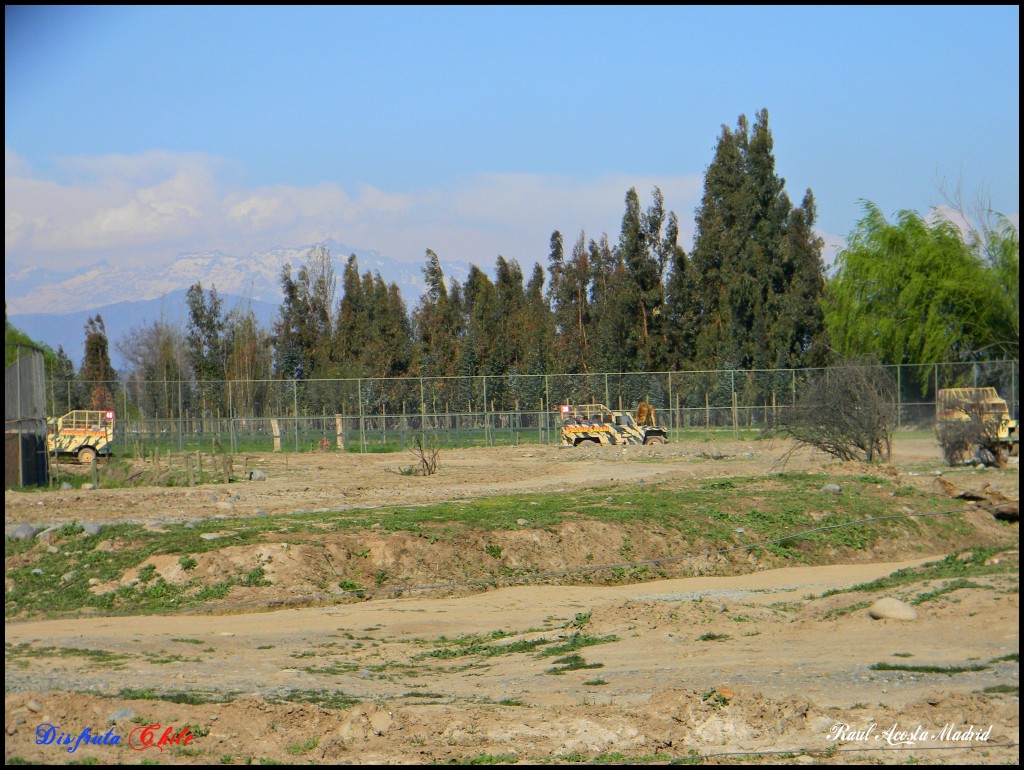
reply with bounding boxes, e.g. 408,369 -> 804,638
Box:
617,187 -> 670,371
272,244 -> 338,382
51,346 -> 82,413
588,234 -> 633,373
185,282 -> 226,412
79,315 -> 116,410
823,202 -> 1018,372
662,213 -> 697,369
412,249 -> 461,379
548,230 -> 592,374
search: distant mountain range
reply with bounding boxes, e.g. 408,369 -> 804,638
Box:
5,239 -> 472,369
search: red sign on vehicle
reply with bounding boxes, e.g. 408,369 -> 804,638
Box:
105,411 -> 115,420
560,405 -> 570,414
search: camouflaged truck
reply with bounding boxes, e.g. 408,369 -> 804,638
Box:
46,410 -> 116,464
936,387 -> 1019,466
558,402 -> 668,447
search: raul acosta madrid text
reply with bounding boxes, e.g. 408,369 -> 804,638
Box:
35,722 -> 196,753
828,721 -> 994,746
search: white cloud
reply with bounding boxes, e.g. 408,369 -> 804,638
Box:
5,148 -> 705,274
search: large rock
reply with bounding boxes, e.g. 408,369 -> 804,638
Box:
7,524 -> 38,542
867,597 -> 918,621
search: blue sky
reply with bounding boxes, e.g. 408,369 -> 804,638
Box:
5,5 -> 1020,279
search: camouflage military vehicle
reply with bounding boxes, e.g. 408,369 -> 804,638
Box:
936,387 -> 1018,466
558,402 -> 668,447
46,410 -> 116,464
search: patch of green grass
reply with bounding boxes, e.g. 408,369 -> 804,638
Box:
584,679 -> 608,686
545,653 -> 604,675
451,755 -> 518,765
284,737 -> 319,756
912,578 -> 988,605
171,638 -> 205,645
116,688 -> 235,704
569,611 -> 592,629
241,566 -> 272,587
821,600 -> 872,620
267,689 -> 360,710
697,632 -> 731,642
137,563 -> 158,583
701,688 -> 731,708
536,633 -> 619,658
982,684 -> 1018,695
869,662 -> 989,675
819,548 -> 1015,600
179,555 -> 198,571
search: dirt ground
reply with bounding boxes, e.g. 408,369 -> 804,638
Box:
4,436 -> 1020,765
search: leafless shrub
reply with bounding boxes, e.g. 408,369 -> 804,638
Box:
768,364 -> 897,465
410,434 -> 440,476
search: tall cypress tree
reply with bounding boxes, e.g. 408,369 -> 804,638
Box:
548,231 -> 592,374
662,211 -> 697,369
412,249 -> 460,379
79,315 -> 116,410
690,109 -> 826,371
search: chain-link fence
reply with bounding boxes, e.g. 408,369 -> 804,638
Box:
53,360 -> 1018,456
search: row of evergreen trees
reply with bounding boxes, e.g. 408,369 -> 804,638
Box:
263,109 -> 828,389
32,107 -> 1016,419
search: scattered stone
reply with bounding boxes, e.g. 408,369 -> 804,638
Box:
81,483 -> 96,490
248,469 -> 268,481
820,483 -> 843,495
61,570 -> 78,584
216,502 -> 235,511
517,519 -> 529,527
31,568 -> 43,576
35,526 -> 62,543
46,546 -> 59,554
107,708 -> 135,725
80,522 -> 102,536
88,578 -> 101,587
60,482 -> 73,490
867,597 -> 918,621
7,524 -> 39,542
26,699 -> 42,713
200,532 -> 226,540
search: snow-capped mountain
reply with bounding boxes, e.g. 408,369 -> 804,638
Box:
5,240 -> 473,367
6,240 -> 469,316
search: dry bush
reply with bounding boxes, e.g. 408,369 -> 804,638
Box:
410,434 -> 440,476
769,364 -> 897,464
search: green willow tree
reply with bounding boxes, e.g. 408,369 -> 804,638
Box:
823,202 -> 1019,367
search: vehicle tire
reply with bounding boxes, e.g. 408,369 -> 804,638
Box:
644,435 -> 667,445
77,446 -> 98,464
